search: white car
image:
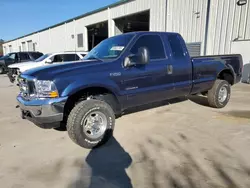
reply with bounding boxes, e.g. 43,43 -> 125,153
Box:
7,51 -> 88,83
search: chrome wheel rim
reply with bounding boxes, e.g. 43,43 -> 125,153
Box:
81,111 -> 107,139
218,85 -> 228,103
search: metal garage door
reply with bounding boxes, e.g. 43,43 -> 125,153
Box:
186,42 -> 201,57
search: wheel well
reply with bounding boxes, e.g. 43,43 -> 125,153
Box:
217,70 -> 234,85
63,87 -> 121,122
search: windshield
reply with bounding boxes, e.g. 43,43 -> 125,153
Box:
84,34 -> 135,60
34,54 -> 51,62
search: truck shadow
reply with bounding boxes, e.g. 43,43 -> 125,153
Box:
68,137 -> 133,188
219,110 -> 250,119
131,136 -> 250,188
123,97 -> 187,116
188,95 -> 210,107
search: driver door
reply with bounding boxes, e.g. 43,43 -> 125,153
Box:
120,34 -> 174,109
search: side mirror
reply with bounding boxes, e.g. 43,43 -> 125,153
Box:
124,47 -> 149,67
45,59 -> 52,64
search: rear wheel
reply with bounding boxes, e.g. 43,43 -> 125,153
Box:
66,99 -> 115,149
0,66 -> 4,74
207,80 -> 231,108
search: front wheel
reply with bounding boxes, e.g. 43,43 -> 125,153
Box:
66,99 -> 115,149
207,80 -> 231,108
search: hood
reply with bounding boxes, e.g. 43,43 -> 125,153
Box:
8,61 -> 42,72
22,60 -> 106,80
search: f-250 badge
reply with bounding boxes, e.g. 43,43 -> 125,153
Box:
110,72 -> 121,77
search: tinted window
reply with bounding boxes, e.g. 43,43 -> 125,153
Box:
130,35 -> 165,60
19,53 -> 30,60
168,34 -> 185,59
31,52 -> 43,60
52,55 -> 63,62
35,54 -> 51,62
9,53 -> 16,60
63,54 -> 80,61
81,54 -> 86,58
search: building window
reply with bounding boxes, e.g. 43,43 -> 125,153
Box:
22,42 -> 26,51
9,45 -> 12,53
33,43 -> 36,51
27,40 -> 33,51
77,33 -> 83,48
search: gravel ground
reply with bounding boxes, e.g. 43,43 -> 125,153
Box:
0,74 -> 250,188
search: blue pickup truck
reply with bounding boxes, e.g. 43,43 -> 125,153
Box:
17,32 -> 243,149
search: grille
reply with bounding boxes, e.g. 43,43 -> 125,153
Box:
8,68 -> 18,75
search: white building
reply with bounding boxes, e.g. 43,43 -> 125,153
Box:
3,0 -> 250,65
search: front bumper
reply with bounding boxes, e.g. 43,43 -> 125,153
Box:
17,95 -> 68,129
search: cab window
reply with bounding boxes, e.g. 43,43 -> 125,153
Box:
130,35 -> 166,60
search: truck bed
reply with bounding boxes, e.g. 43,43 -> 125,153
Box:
190,54 -> 243,94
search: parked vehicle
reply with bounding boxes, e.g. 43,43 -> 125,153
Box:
0,52 -> 43,74
7,51 -> 88,83
16,32 -> 243,149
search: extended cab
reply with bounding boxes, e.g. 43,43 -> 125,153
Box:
7,51 -> 88,83
16,32 -> 243,149
0,52 -> 43,74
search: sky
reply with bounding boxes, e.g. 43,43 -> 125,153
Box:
0,0 -> 120,41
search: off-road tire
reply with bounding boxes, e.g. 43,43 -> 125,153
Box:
66,99 -> 115,149
207,79 -> 231,108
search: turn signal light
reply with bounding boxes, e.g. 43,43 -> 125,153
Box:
49,91 -> 59,98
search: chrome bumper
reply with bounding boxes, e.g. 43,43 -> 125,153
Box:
17,95 -> 68,129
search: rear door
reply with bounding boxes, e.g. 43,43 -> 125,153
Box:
166,34 -> 192,96
121,34 -> 174,108
19,53 -> 31,63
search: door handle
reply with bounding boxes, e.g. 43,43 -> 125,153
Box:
167,65 -> 173,74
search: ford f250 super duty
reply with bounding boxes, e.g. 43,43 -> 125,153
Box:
16,32 -> 243,149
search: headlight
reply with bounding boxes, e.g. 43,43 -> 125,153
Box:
34,80 -> 59,98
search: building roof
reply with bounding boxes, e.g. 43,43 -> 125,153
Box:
4,0 -> 131,44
